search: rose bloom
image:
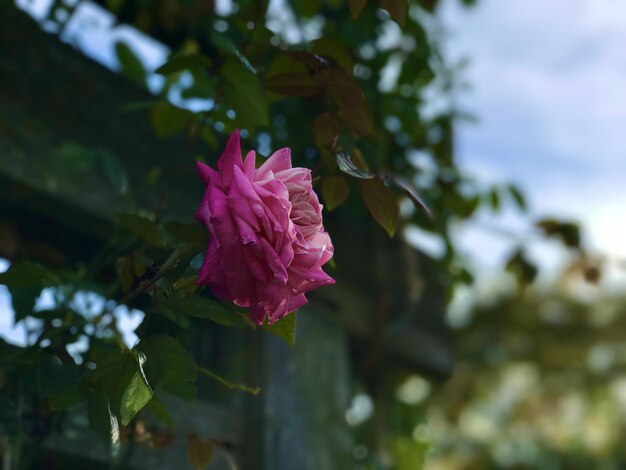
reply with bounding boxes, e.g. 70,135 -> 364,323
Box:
195,131 -> 335,325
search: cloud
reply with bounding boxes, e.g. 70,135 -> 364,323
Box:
439,0 -> 626,265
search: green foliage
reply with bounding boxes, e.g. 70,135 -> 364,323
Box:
359,177 -> 400,237
137,335 -> 198,400
115,41 -> 146,88
321,175 -> 350,211
155,54 -> 212,75
263,312 -> 297,347
90,349 -> 153,427
221,59 -> 268,130
157,292 -> 248,327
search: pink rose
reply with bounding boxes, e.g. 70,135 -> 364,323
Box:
195,131 -> 335,325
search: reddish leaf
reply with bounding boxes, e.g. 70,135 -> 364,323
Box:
379,0 -> 408,26
313,113 -> 339,147
359,176 -> 400,237
338,103 -> 374,137
265,73 -> 322,97
320,68 -> 364,108
322,176 -> 350,211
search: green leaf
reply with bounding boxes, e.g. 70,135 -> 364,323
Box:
147,396 -> 174,427
115,41 -> 146,87
10,285 -> 42,322
507,184 -> 527,211
0,262 -> 57,288
36,355 -> 81,399
264,73 -> 322,97
321,176 -> 350,211
221,59 -> 268,130
136,335 -> 197,400
349,0 -> 368,18
118,213 -> 168,248
152,303 -> 191,329
488,187 -> 501,212
164,223 -> 208,247
49,383 -> 87,411
506,249 -> 538,287
159,293 -> 248,327
99,150 -> 129,194
0,396 -> 18,437
90,350 -> 153,427
263,312 -> 297,346
379,0 -> 408,26
359,177 -> 400,237
120,361 -> 153,426
116,256 -> 135,293
210,33 -> 256,74
187,433 -> 215,470
336,151 -> 374,179
312,37 -> 354,72
536,219 -> 581,248
156,54 -> 212,75
149,103 -> 192,139
87,390 -> 120,447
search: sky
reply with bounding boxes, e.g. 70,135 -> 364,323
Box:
437,0 -> 626,282
3,0 -> 625,342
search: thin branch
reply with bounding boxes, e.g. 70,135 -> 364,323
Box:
197,366 -> 260,395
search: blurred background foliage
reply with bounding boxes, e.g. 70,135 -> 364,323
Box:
1,0 -> 625,468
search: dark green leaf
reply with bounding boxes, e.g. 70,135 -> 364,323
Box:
115,41 -> 146,87
222,60 -> 268,130
506,249 -> 538,287
136,335 -> 197,400
87,390 -> 120,447
312,37 -> 354,72
321,176 -> 350,211
507,184 -> 527,211
0,262 -> 57,288
149,103 -> 192,139
359,177 -> 400,237
10,285 -> 42,322
90,350 -> 153,426
118,213 -> 168,248
160,293 -> 248,327
164,223 -> 208,247
488,187 -> 501,212
536,219 -> 581,248
263,312 -> 296,346
36,355 -> 81,399
211,32 -> 256,74
99,150 -> 129,194
0,396 -> 18,436
156,54 -> 212,75
152,303 -> 191,329
147,396 -> 174,427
